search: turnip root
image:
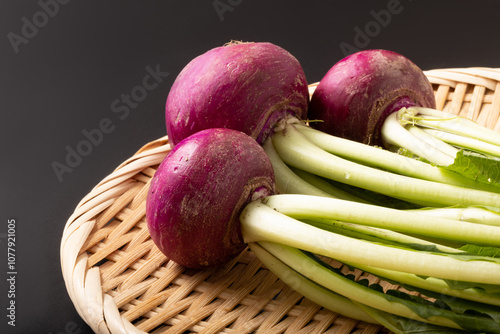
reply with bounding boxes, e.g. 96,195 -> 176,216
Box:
146,128 -> 275,269
165,41 -> 309,147
308,49 -> 436,147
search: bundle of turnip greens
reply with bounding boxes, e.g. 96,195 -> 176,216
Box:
240,121 -> 500,333
245,56 -> 500,331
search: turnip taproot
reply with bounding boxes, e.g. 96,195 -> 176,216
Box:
308,49 -> 436,147
165,41 -> 309,147
146,128 -> 275,269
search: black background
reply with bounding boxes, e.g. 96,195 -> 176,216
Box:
2,1 -> 500,333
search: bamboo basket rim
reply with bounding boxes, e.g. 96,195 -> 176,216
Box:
61,67 -> 500,334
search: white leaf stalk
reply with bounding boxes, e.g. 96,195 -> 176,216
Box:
385,106 -> 500,163
271,123 -> 500,208
296,123 -> 498,193
240,197 -> 500,285
253,241 -> 499,332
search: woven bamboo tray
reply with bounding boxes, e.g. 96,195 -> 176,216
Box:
61,67 -> 500,334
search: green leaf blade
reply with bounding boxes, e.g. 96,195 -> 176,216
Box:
444,150 -> 500,189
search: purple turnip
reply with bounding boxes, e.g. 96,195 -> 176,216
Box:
146,128 -> 275,269
308,49 -> 436,147
165,41 -> 309,147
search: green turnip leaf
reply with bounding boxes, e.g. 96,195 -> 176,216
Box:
444,150 -> 500,188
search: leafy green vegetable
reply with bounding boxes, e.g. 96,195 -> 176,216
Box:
297,123 -> 500,193
254,241 -> 500,333
460,244 -> 500,258
358,305 -> 469,334
272,124 -> 500,208
345,261 -> 500,329
441,278 -> 500,295
444,150 -> 500,188
241,110 -> 500,333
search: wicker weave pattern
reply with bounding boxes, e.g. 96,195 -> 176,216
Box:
61,68 -> 500,334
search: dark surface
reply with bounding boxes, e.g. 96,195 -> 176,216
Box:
2,1 -> 500,333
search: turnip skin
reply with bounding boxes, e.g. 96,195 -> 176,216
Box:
146,128 -> 276,269
308,49 -> 436,146
165,42 -> 309,147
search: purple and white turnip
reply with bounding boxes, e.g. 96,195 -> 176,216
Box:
165,41 -> 309,147
146,128 -> 275,269
308,49 -> 436,147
